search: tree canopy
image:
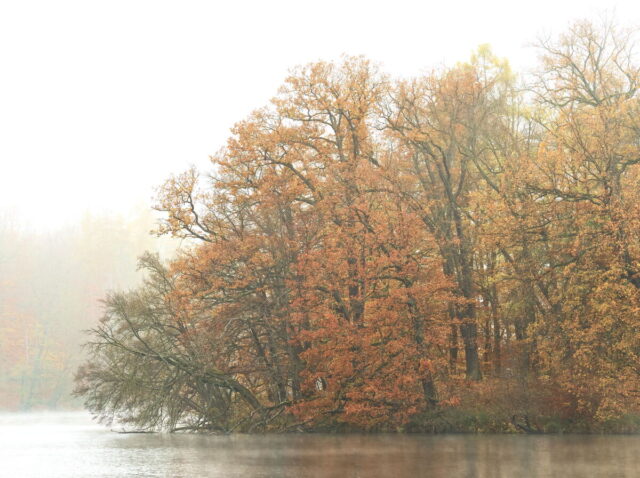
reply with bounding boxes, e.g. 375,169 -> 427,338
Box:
76,19 -> 640,433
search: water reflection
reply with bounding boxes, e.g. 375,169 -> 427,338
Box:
1,412 -> 639,477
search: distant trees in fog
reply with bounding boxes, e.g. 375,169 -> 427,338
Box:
0,209 -> 173,410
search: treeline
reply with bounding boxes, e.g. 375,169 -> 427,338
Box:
0,209 -> 173,410
76,19 -> 640,433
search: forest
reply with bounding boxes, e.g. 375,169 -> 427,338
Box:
0,210 -> 172,410
75,19 -> 640,433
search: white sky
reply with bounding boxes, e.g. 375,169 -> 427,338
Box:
1,0 -> 639,230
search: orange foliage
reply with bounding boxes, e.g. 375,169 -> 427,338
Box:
79,20 -> 640,432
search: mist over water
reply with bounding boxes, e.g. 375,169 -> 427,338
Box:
1,412 -> 639,478
4,5 -> 640,477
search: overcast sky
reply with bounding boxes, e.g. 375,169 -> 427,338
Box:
1,0 -> 639,230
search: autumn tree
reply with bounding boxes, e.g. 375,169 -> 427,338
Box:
524,18 -> 640,421
76,18 -> 640,432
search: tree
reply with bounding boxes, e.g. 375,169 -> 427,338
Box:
76,19 -> 640,432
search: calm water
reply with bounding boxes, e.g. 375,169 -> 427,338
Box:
1,412 -> 640,477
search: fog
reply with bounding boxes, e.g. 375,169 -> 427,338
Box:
2,1 -> 639,231
1,0 -> 640,412
0,209 -> 176,409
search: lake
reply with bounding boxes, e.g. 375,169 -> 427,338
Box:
1,412 -> 639,477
